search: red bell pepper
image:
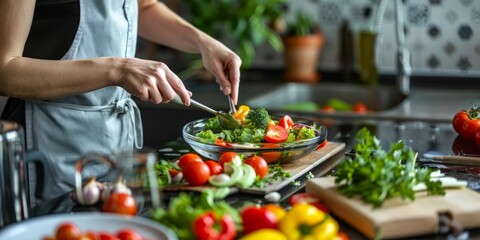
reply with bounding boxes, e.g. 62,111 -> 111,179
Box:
240,206 -> 278,234
193,212 -> 236,240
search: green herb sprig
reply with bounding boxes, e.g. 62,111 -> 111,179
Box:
333,128 -> 445,208
253,163 -> 292,188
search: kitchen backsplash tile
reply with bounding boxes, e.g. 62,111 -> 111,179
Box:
139,0 -> 480,77
250,0 -> 480,77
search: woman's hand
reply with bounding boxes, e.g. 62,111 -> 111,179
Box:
199,36 -> 242,105
116,58 -> 191,105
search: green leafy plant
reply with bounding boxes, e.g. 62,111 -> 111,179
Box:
181,0 -> 285,68
333,128 -> 445,208
285,11 -> 321,36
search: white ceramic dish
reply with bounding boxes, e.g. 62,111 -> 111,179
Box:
0,212 -> 177,240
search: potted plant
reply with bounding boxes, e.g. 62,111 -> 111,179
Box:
281,12 -> 324,83
176,0 -> 286,79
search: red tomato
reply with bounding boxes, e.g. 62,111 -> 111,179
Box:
244,155 -> 268,179
79,231 -> 101,240
241,206 -> 278,234
289,193 -> 329,213
316,140 -> 328,150
116,229 -> 142,240
218,152 -> 239,167
462,118 -> 480,140
98,232 -> 120,240
178,153 -> 203,170
261,152 -> 282,164
204,160 -> 223,175
56,222 -> 81,240
321,105 -> 335,113
452,111 -> 470,136
102,193 -> 137,216
352,102 -> 368,113
475,131 -> 480,147
182,161 -> 210,186
168,168 -> 181,178
278,115 -> 294,130
264,125 -> 288,143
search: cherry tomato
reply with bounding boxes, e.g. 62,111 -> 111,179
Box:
321,105 -> 335,113
204,160 -> 223,175
264,125 -> 288,143
102,193 -> 137,216
116,229 -> 142,240
178,153 -> 203,170
241,206 -> 278,234
462,118 -> 480,140
244,155 -> 268,179
278,115 -> 294,130
182,161 -> 210,186
218,152 -> 239,167
289,193 -> 329,213
98,232 -> 119,240
215,138 -> 228,147
352,102 -> 368,113
80,231 -> 101,240
452,111 -> 469,135
55,222 -> 81,240
316,140 -> 328,150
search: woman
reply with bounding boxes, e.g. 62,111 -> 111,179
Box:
0,0 -> 241,205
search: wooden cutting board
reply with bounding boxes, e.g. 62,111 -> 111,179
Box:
306,177 -> 480,239
164,141 -> 345,195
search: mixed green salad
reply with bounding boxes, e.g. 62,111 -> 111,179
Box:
195,106 -> 319,144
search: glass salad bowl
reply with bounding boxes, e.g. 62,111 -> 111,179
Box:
182,116 -> 328,164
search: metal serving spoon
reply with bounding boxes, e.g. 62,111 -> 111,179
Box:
172,95 -> 241,130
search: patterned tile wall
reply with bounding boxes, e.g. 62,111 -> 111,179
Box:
252,0 -> 480,77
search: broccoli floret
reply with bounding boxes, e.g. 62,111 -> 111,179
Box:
244,107 -> 270,129
204,117 -> 221,131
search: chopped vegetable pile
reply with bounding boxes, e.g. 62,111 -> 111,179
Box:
333,128 -> 445,208
196,106 -> 318,144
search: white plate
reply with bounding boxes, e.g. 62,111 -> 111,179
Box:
0,212 -> 177,240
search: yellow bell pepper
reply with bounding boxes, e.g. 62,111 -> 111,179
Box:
279,203 -> 339,240
233,105 -> 250,124
239,229 -> 288,240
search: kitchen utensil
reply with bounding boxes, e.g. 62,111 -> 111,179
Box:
420,151 -> 480,166
182,115 -> 328,163
172,95 -> 241,130
227,95 -> 236,114
0,120 -> 48,228
0,212 -> 177,239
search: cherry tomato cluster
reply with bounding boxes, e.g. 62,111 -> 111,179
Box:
452,107 -> 480,146
43,222 -> 144,240
174,152 -> 269,186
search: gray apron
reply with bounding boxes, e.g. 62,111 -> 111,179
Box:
25,0 -> 142,203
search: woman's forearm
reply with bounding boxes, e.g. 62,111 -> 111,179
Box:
0,57 -> 118,100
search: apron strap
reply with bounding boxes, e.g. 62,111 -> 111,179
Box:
113,98 -> 143,149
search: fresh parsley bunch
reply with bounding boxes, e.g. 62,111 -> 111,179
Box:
333,128 -> 445,208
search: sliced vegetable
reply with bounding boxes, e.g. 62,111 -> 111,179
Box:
264,125 -> 288,143
209,162 -> 243,187
193,211 -> 237,240
233,105 -> 250,124
278,115 -> 294,130
236,164 -> 256,189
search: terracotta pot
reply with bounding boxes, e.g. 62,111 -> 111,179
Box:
283,33 -> 324,83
